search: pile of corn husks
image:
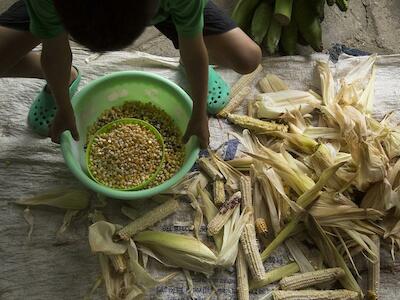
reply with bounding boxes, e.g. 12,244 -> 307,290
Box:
16,55 -> 400,300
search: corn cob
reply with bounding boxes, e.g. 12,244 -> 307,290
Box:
109,254 -> 127,274
213,178 -> 226,206
217,86 -> 251,118
250,262 -> 299,290
230,64 -> 262,98
272,290 -> 359,300
255,218 -> 268,236
258,74 -> 289,93
117,197 -> 180,240
263,18 -> 282,55
227,114 -> 288,133
240,223 -> 265,280
274,0 -> 294,26
236,247 -> 250,300
367,235 -> 380,300
198,157 -> 224,180
240,176 -> 253,210
207,191 -> 241,236
279,267 -> 345,290
251,1 -> 273,44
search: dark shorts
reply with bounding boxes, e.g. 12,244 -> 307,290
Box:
0,0 -> 237,48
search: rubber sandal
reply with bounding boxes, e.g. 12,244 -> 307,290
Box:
207,66 -> 230,115
27,67 -> 81,136
178,65 -> 230,115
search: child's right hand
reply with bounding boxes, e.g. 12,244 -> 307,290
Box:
49,109 -> 79,144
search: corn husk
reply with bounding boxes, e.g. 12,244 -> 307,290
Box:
134,231 -> 217,275
15,188 -> 90,210
255,90 -> 321,119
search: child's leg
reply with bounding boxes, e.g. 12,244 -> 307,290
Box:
0,1 -> 77,82
155,1 -> 261,75
204,27 -> 262,75
0,26 -> 42,78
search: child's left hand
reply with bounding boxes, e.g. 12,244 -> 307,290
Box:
49,109 -> 79,144
183,112 -> 209,149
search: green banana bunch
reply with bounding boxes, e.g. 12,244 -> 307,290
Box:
231,0 -> 349,55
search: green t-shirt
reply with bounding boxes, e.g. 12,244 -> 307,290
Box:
25,0 -> 206,39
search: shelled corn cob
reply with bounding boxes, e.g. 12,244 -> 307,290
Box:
232,0 -> 350,55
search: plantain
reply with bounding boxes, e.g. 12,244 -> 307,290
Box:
311,0 -> 326,21
336,0 -> 349,11
263,18 -> 282,55
232,0 -> 261,31
280,18 -> 298,55
294,0 -> 323,52
251,2 -> 273,44
274,0 -> 294,26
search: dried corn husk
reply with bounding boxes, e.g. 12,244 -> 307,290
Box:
15,188 -> 90,210
255,90 -> 321,119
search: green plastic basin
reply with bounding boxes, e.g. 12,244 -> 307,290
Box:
60,71 -> 200,200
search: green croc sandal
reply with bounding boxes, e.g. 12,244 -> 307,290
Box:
178,65 -> 230,115
28,67 -> 81,136
207,66 -> 230,115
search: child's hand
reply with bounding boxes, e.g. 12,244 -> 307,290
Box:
49,109 -> 79,144
183,112 -> 210,149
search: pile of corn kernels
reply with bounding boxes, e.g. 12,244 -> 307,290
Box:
87,101 -> 185,188
88,123 -> 163,189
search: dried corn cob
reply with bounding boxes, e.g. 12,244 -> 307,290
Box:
250,262 -> 299,290
213,178 -> 226,206
227,114 -> 288,133
207,191 -> 241,236
259,74 -> 289,93
240,176 -> 252,211
240,223 -> 265,280
217,86 -> 251,118
367,235 -> 380,300
109,254 -> 127,274
279,267 -> 345,290
230,64 -> 262,97
236,247 -> 250,300
255,218 -> 268,236
117,198 -> 180,240
272,290 -> 359,300
198,157 -> 224,180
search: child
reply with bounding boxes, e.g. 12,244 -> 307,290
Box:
0,0 -> 261,148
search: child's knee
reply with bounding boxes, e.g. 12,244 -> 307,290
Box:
234,43 -> 262,75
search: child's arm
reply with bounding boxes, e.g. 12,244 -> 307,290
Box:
179,34 -> 210,149
41,32 -> 79,143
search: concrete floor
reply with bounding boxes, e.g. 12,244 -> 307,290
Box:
1,0 -> 399,56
